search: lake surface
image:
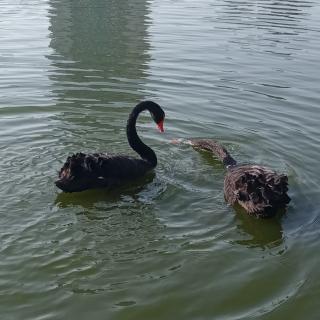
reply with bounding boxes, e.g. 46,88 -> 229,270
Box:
1,0 -> 320,319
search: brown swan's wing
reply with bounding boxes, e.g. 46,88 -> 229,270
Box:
224,165 -> 290,217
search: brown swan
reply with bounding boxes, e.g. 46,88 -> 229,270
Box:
55,101 -> 165,193
185,139 -> 290,217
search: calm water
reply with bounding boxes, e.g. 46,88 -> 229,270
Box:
1,0 -> 320,319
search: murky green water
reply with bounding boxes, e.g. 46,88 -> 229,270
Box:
1,0 -> 320,319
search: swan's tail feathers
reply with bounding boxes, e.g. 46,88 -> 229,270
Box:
188,139 -> 237,168
226,168 -> 291,217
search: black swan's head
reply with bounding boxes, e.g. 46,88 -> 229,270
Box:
139,100 -> 165,132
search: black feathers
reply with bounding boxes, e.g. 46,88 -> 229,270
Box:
55,101 -> 165,193
56,152 -> 153,193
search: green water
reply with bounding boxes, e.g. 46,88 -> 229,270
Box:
1,0 -> 320,319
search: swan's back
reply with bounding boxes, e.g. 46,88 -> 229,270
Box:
224,165 -> 290,217
56,152 -> 153,192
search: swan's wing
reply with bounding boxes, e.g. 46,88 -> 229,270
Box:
224,165 -> 290,216
56,153 -> 153,192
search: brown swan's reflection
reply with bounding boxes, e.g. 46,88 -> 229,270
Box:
234,206 -> 284,248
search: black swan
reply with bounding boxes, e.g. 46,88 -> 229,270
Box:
55,101 -> 165,193
182,139 -> 290,218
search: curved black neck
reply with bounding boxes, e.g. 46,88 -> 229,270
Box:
126,102 -> 157,168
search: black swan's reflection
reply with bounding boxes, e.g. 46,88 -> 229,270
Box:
54,172 -> 167,210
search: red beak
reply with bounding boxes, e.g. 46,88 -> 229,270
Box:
157,120 -> 164,133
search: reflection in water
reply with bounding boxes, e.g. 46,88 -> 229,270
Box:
55,172 -> 156,209
48,0 -> 151,115
234,208 -> 284,249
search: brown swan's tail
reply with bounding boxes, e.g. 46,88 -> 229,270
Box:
173,138 -> 237,168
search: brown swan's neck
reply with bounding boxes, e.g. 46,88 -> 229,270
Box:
126,102 -> 157,168
190,139 -> 237,168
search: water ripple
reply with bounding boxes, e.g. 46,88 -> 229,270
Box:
1,0 -> 320,319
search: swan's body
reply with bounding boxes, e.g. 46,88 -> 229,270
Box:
55,101 -> 165,193
189,139 -> 290,217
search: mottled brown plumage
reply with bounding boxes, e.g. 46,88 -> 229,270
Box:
190,139 -> 290,218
